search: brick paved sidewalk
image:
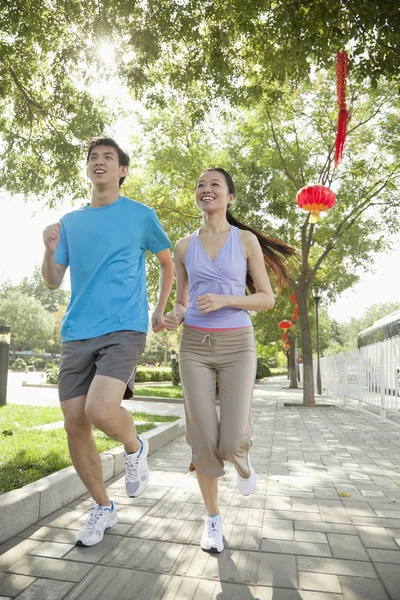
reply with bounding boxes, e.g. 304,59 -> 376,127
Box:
1,377 -> 400,599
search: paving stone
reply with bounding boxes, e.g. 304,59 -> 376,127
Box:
14,579 -> 75,600
338,575 -> 390,600
257,553 -> 297,588
261,539 -> 331,557
262,518 -> 294,541
29,541 -> 74,559
327,534 -> 369,560
223,524 -> 262,551
101,537 -> 184,574
295,522 -> 356,535
147,500 -> 205,521
17,526 -> 76,544
374,563 -> 400,600
319,507 -> 352,524
162,576 -> 256,599
64,534 -> 121,563
63,566 -> 170,600
127,515 -> 202,544
299,571 -> 341,593
297,556 -> 378,578
0,573 -> 35,597
113,505 -> 151,524
37,508 -> 85,528
295,531 -> 328,543
221,507 -> 263,528
356,526 -> 398,549
264,510 -> 322,522
7,555 -> 93,582
368,548 -> 400,563
0,539 -> 42,571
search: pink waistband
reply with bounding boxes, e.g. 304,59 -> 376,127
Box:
185,325 -> 253,332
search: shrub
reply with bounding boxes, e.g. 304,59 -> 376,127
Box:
256,359 -> 272,380
46,366 -> 59,385
172,361 -> 181,386
12,358 -> 28,372
135,367 -> 172,382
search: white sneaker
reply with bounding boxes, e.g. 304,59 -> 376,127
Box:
124,435 -> 149,497
200,515 -> 224,553
75,501 -> 118,547
236,457 -> 256,496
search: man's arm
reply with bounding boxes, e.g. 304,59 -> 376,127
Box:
41,223 -> 67,289
151,248 -> 174,333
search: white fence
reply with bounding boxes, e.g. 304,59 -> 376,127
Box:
319,336 -> 400,423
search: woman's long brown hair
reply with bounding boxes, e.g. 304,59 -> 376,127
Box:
203,168 -> 297,292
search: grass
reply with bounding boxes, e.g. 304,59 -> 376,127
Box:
0,405 -> 179,494
133,385 -> 183,399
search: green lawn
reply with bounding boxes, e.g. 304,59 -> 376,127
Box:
134,385 -> 183,399
0,405 -> 179,494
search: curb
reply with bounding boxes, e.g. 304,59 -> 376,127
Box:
0,417 -> 186,545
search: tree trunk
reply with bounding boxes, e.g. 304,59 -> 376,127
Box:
297,284 -> 315,407
288,333 -> 298,389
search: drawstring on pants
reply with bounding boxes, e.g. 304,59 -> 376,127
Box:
201,333 -> 217,346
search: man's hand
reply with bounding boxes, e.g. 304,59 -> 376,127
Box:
151,309 -> 165,333
196,293 -> 227,314
164,311 -> 182,331
43,223 -> 60,255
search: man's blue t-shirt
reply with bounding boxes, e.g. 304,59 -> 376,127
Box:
55,196 -> 171,342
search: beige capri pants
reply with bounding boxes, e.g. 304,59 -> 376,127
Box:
179,325 -> 257,479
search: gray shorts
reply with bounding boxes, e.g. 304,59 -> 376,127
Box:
58,330 -> 146,401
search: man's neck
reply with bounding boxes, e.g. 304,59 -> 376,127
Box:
90,187 -> 121,208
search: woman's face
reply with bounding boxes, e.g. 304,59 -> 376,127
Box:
195,170 -> 235,214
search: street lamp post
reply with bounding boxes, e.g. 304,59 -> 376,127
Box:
312,288 -> 322,395
0,325 -> 11,407
170,349 -> 177,384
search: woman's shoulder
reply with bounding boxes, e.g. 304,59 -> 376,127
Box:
174,232 -> 197,257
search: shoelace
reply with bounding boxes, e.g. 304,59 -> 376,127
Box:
201,333 -> 217,346
125,452 -> 143,480
84,505 -> 107,530
203,516 -> 222,536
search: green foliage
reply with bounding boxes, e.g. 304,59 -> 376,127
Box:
45,366 -> 59,385
135,366 -> 172,382
256,359 -> 272,380
0,290 -> 54,352
11,358 -> 27,372
134,386 -> 182,399
171,361 -> 181,386
18,266 -> 70,313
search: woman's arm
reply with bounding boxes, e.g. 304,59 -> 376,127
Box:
164,238 -> 190,329
196,231 -> 275,314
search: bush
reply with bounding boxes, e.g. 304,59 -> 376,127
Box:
172,361 -> 181,386
135,367 -> 172,382
256,359 -> 272,380
12,358 -> 28,372
46,366 -> 59,385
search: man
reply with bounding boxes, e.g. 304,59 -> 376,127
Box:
42,137 -> 173,547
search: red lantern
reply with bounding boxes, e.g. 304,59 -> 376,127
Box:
278,320 -> 292,332
296,184 -> 336,224
292,305 -> 299,322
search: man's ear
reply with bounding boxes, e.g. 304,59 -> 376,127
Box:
120,165 -> 129,178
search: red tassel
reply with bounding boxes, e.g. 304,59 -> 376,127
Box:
334,51 -> 349,167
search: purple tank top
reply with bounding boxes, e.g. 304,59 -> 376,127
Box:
183,226 -> 252,329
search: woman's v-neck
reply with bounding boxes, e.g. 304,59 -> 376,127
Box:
197,227 -> 232,263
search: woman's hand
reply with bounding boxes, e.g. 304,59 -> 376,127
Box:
196,293 -> 227,314
164,311 -> 183,330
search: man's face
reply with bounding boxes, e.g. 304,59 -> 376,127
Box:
86,145 -> 128,187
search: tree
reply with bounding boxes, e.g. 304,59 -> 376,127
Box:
18,266 -> 70,313
0,290 -> 54,352
123,73 -> 400,407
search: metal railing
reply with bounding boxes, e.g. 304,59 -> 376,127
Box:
319,337 -> 400,422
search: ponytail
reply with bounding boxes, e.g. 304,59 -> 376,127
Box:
226,210 -> 297,292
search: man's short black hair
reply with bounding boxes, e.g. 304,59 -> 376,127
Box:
86,137 -> 130,187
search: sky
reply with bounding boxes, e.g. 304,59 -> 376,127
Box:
1,191 -> 399,323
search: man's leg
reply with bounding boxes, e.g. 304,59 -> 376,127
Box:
61,394 -> 110,506
84,374 -> 140,453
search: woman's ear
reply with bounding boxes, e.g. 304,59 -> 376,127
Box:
228,193 -> 236,206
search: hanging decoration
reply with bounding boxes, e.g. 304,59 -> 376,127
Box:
296,184 -> 336,224
292,304 -> 299,322
278,320 -> 292,332
334,51 -> 349,167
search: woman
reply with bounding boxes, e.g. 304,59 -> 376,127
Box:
164,168 -> 295,552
